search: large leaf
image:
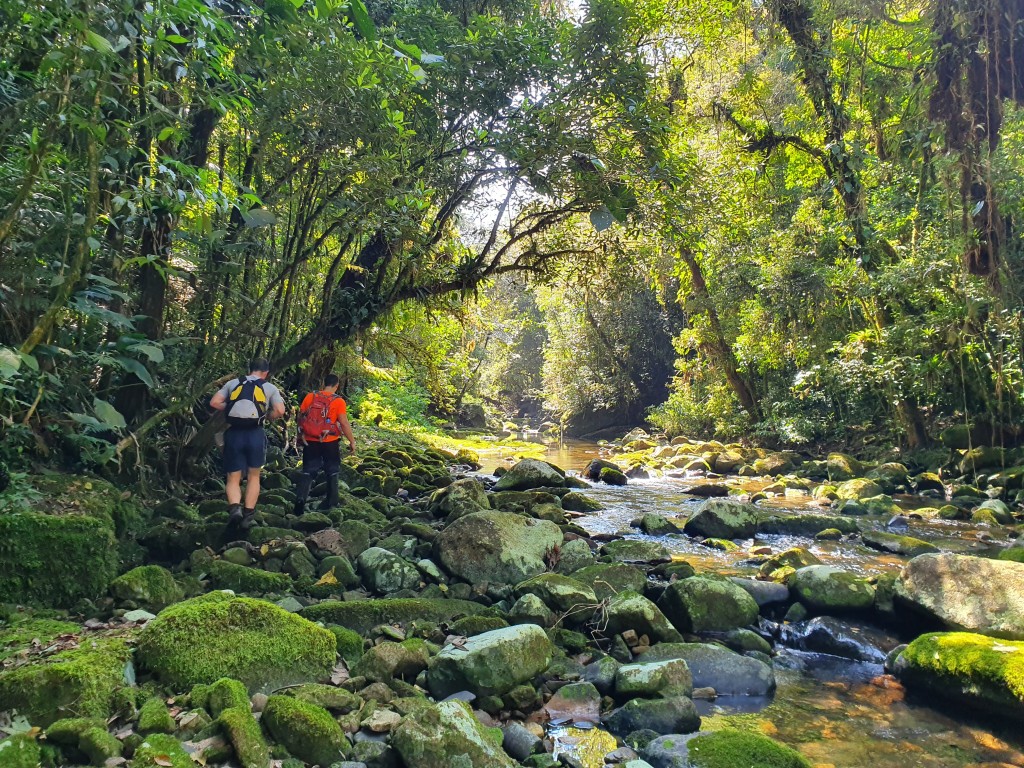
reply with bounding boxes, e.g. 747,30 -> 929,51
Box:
347,0 -> 376,40
117,357 -> 155,388
589,206 -> 614,232
243,208 -> 277,228
93,399 -> 127,430
0,347 -> 20,379
131,343 -> 165,363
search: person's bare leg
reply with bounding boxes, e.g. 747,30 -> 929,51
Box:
226,471 -> 243,504
244,467 -> 261,509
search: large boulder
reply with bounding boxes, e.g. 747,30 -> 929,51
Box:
429,478 -> 490,520
791,565 -> 874,613
435,512 -> 562,585
640,643 -> 775,696
357,547 -> 421,594
109,565 -> 183,610
604,696 -> 700,737
643,730 -> 811,768
513,573 -> 598,622
136,592 -> 336,692
392,700 -> 517,768
572,563 -> 648,601
602,591 -> 683,644
683,499 -> 757,540
262,695 -> 350,766
861,530 -> 938,557
658,577 -> 759,634
834,478 -> 883,501
827,453 -> 862,481
615,659 -> 693,699
894,554 -> 1024,639
426,624 -> 554,698
493,459 -> 565,491
893,632 -> 1024,719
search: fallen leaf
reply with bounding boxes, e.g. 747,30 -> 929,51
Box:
314,567 -> 338,587
153,756 -> 173,767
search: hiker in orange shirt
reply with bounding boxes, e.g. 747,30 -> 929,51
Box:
293,373 -> 356,515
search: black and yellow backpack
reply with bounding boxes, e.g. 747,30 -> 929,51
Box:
226,376 -> 268,427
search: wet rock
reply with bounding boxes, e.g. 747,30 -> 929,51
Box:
834,478 -> 883,501
678,483 -> 728,497
357,547 -> 421,594
914,472 -> 945,493
728,577 -> 790,607
861,530 -> 938,557
756,548 -> 820,581
602,591 -> 683,644
640,643 -> 775,696
756,514 -> 859,537
635,514 -> 679,536
435,511 -> 563,585
780,616 -> 899,663
301,597 -> 483,634
657,577 -> 759,634
683,499 -> 757,540
791,565 -> 875,613
572,563 -> 647,600
601,467 -> 629,485
392,700 -> 517,768
642,729 -> 810,768
136,592 -> 336,692
584,459 -> 623,481
893,631 -> 1024,718
615,659 -> 693,699
894,553 -> 1024,639
503,722 -> 542,760
562,492 -> 603,513
604,696 -> 700,737
494,459 -> 566,491
426,624 -> 554,698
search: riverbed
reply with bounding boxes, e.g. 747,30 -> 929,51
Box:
515,438 -> 1024,768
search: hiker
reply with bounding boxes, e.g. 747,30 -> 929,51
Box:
293,373 -> 356,514
209,358 -> 286,529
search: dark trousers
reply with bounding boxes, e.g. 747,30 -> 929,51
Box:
295,440 -> 341,511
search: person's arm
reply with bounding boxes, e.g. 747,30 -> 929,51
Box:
269,391 -> 286,420
338,413 -> 356,453
210,382 -> 232,412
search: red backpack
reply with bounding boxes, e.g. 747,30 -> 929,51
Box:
299,393 -> 342,442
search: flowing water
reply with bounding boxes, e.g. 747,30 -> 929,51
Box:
489,437 -> 1024,767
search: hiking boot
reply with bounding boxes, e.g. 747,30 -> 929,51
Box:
227,503 -> 244,527
239,508 -> 257,530
319,473 -> 340,511
294,473 -> 314,516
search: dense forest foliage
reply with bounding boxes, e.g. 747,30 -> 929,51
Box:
2,0 -> 1024,477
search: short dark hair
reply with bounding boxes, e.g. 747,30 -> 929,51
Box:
324,373 -> 340,387
249,358 -> 271,373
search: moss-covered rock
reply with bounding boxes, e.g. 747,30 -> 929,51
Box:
493,459 -> 565,491
429,478 -> 490,519
683,499 -> 757,540
791,565 -> 874,613
218,705 -> 269,768
110,565 -> 183,610
599,467 -> 628,485
602,591 -> 683,644
826,453 -> 862,481
604,695 -> 700,736
391,700 -> 516,768
0,616 -> 80,661
300,597 -> 483,635
284,683 -> 361,713
191,677 -> 250,717
0,734 -> 42,768
262,695 -> 349,766
435,511 -> 563,585
426,624 -> 554,698
136,592 -> 336,692
894,553 -> 1024,639
861,530 -> 938,557
601,538 -> 670,562
658,576 -> 759,634
352,639 -> 431,682
640,642 -> 776,696
834,478 -> 884,501
45,717 -> 122,765
615,658 -> 693,699
571,563 -> 647,601
205,560 -> 292,593
137,697 -> 176,734
561,492 -> 603,513
756,548 -> 820,581
756,514 -> 859,537
132,734 -> 193,768
357,546 -> 421,593
893,632 -> 1024,718
0,636 -> 130,726
959,446 -> 1005,475
643,729 -> 811,768
513,573 -> 598,621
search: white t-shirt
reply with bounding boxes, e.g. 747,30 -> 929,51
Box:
218,375 -> 284,422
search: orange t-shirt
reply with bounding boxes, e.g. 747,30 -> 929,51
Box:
299,391 -> 347,442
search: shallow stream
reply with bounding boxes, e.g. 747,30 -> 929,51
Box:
503,438 -> 1024,767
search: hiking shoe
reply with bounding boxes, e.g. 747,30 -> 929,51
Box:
227,504 -> 244,526
239,508 -> 257,530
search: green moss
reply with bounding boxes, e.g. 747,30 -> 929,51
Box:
327,625 -> 365,666
449,615 -> 509,636
896,632 -> 1024,716
0,511 -> 118,608
0,734 -> 41,768
300,598 -> 483,635
205,559 -> 293,593
285,683 -> 362,713
0,637 -> 130,726
218,705 -> 269,768
193,677 -> 250,717
0,616 -> 80,661
686,730 -> 811,768
998,548 -> 1024,563
45,717 -> 107,745
79,725 -> 123,764
138,697 -> 176,734
132,734 -> 193,768
136,592 -> 336,693
262,695 -> 349,766
110,565 -> 183,610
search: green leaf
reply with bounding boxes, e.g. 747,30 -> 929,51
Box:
93,398 -> 127,430
0,347 -> 21,379
132,343 -> 165,363
18,352 -> 39,372
85,30 -> 114,54
393,39 -> 422,60
243,208 -> 277,228
117,357 -> 155,388
347,0 -> 376,40
164,34 -> 189,44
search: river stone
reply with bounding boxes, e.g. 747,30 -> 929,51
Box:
975,498 -> 1014,525
834,478 -> 884,501
791,565 -> 874,613
392,699 -> 516,768
562,492 -> 603,513
513,573 -> 598,621
683,499 -> 757,540
572,563 -> 647,600
827,453 -> 862,481
351,639 -> 431,682
728,577 -> 790,606
636,514 -> 679,536
604,696 -> 700,737
602,539 -> 671,563
435,511 -> 562,585
262,695 -> 350,765
640,643 -> 775,696
780,616 -> 899,663
756,514 -> 859,537
959,446 -> 1005,475
429,478 -> 490,519
861,530 -> 938,557
615,659 -> 693,699
357,547 -> 421,594
894,553 -> 1024,639
555,538 -> 596,574
603,591 -> 683,644
509,593 -> 555,627
642,730 -> 811,768
757,548 -> 821,580
584,459 -> 622,481
657,577 -> 759,634
493,459 -> 565,491
426,624 -> 554,698
893,631 -> 1024,718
